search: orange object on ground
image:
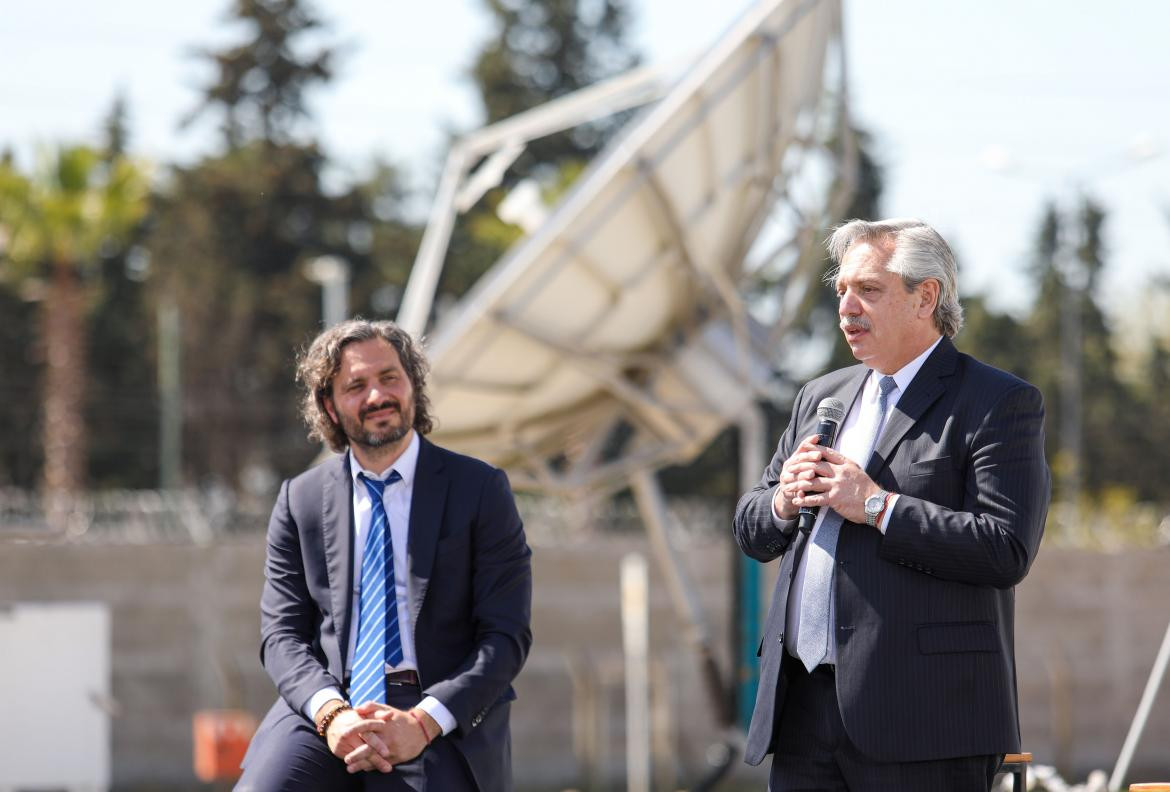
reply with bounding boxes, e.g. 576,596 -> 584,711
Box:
193,709 -> 257,782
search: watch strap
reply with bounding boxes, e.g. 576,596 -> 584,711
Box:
865,490 -> 890,527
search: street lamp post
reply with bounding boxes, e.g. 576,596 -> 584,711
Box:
304,255 -> 350,328
1058,219 -> 1085,533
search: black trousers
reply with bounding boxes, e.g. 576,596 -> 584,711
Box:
236,684 -> 476,792
768,654 -> 1001,792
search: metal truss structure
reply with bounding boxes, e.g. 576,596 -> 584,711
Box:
397,0 -> 853,783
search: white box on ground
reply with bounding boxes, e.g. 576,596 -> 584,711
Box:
0,602 -> 111,789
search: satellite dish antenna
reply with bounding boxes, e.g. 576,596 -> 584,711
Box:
398,0 -> 851,776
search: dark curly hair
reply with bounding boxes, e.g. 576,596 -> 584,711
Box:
296,319 -> 435,452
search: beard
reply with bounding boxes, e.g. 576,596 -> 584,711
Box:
338,398 -> 414,450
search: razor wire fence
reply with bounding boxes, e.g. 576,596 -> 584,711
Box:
0,487 -> 733,547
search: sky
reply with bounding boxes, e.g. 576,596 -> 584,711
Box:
2,0 -> 1168,323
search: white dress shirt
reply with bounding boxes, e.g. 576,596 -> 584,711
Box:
305,432 -> 456,735
781,336 -> 942,664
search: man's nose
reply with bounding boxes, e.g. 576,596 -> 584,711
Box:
839,290 -> 860,316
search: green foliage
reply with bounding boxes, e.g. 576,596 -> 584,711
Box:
0,146 -> 148,280
86,250 -> 159,488
958,295 -> 1032,383
1043,487 -> 1167,549
125,0 -> 423,489
102,92 -> 131,161
0,0 -> 422,491
0,145 -> 150,492
471,0 -> 639,182
184,0 -> 335,148
145,142 -> 420,486
957,197 -> 1170,511
0,288 -> 41,486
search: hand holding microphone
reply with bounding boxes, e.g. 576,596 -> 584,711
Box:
795,398 -> 846,534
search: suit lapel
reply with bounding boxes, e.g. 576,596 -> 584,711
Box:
831,367 -> 870,435
322,453 -> 355,668
407,437 -> 449,630
866,337 -> 958,477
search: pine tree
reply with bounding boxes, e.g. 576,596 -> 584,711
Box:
184,0 -> 334,149
470,0 -> 640,180
146,0 -> 420,487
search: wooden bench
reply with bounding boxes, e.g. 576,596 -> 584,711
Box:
996,754 -> 1170,791
997,752 -> 1031,792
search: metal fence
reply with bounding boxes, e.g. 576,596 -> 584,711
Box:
0,488 -> 732,547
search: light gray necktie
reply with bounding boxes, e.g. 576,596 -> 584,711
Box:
796,375 -> 898,672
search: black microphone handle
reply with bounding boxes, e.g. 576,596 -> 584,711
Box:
797,508 -> 818,535
796,417 -> 841,534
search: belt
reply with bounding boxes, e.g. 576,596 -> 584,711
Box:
386,669 -> 421,687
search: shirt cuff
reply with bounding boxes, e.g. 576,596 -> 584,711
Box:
770,486 -> 787,525
416,695 -> 457,736
305,686 -> 346,722
877,494 -> 899,534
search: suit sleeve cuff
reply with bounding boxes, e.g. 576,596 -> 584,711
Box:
877,494 -> 899,534
305,686 -> 347,722
416,696 -> 457,736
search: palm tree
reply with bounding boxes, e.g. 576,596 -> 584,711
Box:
0,146 -> 148,497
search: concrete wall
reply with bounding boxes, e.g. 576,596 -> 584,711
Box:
1016,546 -> 1170,778
1,534 -> 1167,789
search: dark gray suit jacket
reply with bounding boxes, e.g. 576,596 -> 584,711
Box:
247,437 -> 533,790
734,337 -> 1049,765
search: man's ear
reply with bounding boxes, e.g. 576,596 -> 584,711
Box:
323,394 -> 339,425
918,279 -> 940,319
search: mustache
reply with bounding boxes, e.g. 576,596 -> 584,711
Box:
840,316 -> 872,332
360,400 -> 401,420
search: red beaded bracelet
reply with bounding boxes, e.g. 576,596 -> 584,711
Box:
407,709 -> 434,745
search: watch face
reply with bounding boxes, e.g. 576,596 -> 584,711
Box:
865,493 -> 884,514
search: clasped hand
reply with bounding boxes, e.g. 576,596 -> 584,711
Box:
774,433 -> 881,525
326,703 -> 432,774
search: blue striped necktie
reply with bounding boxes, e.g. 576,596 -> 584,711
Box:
349,470 -> 403,705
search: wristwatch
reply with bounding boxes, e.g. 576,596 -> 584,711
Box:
864,490 -> 891,528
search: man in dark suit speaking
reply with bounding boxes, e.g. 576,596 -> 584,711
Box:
734,218 -> 1050,791
238,319 -> 532,791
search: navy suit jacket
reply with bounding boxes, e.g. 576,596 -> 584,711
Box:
734,337 -> 1050,765
247,436 -> 533,790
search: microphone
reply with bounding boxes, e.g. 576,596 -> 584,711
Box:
797,397 -> 846,535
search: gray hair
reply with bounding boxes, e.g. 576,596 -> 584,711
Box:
825,217 -> 964,337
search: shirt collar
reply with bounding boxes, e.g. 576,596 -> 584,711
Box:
347,430 -> 420,492
870,335 -> 943,396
